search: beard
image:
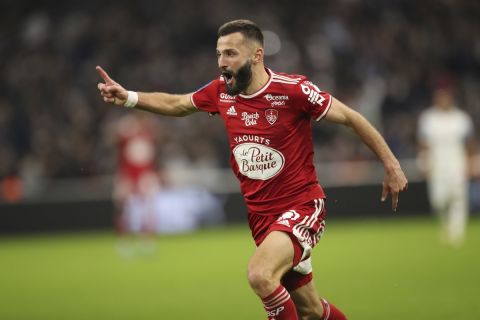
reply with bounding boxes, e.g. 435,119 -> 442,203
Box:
222,60 -> 253,96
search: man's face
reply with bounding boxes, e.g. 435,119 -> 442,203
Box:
433,89 -> 454,110
216,32 -> 254,95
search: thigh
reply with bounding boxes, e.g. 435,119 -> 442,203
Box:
290,280 -> 323,318
248,231 -> 295,282
250,199 -> 326,267
270,198 -> 326,267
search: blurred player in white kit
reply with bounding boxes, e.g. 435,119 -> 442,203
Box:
417,86 -> 477,247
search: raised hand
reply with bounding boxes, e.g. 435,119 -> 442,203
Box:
96,66 -> 128,106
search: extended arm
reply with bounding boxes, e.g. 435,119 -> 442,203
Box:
324,97 -> 408,211
96,66 -> 197,117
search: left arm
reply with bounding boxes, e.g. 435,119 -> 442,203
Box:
324,97 -> 408,211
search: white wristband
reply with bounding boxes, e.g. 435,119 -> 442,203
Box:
124,91 -> 138,108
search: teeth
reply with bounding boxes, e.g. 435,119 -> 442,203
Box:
223,74 -> 233,83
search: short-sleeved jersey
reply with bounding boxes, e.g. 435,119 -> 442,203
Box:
191,68 -> 332,215
117,115 -> 157,188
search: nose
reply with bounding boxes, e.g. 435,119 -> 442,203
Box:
218,54 -> 228,69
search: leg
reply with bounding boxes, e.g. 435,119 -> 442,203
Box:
248,231 -> 294,297
290,281 -> 323,319
248,231 -> 298,319
427,178 -> 450,243
290,281 -> 348,320
447,183 -> 469,247
248,199 -> 345,319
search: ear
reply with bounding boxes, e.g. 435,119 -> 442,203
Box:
252,47 -> 264,65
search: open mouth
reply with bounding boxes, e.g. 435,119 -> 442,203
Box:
222,71 -> 234,85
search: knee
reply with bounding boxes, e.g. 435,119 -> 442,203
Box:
247,264 -> 275,296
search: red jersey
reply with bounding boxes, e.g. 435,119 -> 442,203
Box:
191,68 -> 332,215
117,115 -> 156,187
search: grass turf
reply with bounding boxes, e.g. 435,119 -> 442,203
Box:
0,216 -> 479,319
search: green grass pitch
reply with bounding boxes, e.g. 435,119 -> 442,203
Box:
1,216 -> 479,319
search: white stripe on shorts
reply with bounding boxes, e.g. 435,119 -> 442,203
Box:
291,198 -> 324,261
293,199 -> 322,240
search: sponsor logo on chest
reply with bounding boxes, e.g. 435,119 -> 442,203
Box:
219,92 -> 236,103
234,135 -> 270,145
264,94 -> 289,107
241,112 -> 259,126
233,143 -> 285,180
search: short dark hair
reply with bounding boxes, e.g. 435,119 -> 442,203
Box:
217,19 -> 264,47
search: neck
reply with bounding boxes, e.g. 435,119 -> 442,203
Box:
244,65 -> 269,95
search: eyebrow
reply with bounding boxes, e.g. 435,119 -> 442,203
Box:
216,48 -> 239,54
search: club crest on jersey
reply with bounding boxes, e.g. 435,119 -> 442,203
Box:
265,109 -> 278,125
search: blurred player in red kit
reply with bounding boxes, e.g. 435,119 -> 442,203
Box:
97,20 -> 407,319
114,112 -> 160,256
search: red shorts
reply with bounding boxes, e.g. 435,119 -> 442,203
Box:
248,198 -> 327,291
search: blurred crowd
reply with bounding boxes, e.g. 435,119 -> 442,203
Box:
1,0 -> 479,189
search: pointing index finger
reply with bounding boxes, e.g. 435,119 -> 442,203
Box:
96,65 -> 114,84
392,192 -> 399,212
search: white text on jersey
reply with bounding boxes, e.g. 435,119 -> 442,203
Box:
234,135 -> 270,146
241,112 -> 259,126
301,83 -> 326,106
220,92 -> 236,103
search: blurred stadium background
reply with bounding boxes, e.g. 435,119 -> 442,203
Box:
1,0 -> 479,319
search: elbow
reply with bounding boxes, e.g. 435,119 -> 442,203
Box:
174,107 -> 195,117
339,114 -> 354,128
341,118 -> 353,128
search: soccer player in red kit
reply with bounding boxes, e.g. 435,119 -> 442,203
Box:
96,20 -> 407,320
114,112 -> 160,255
